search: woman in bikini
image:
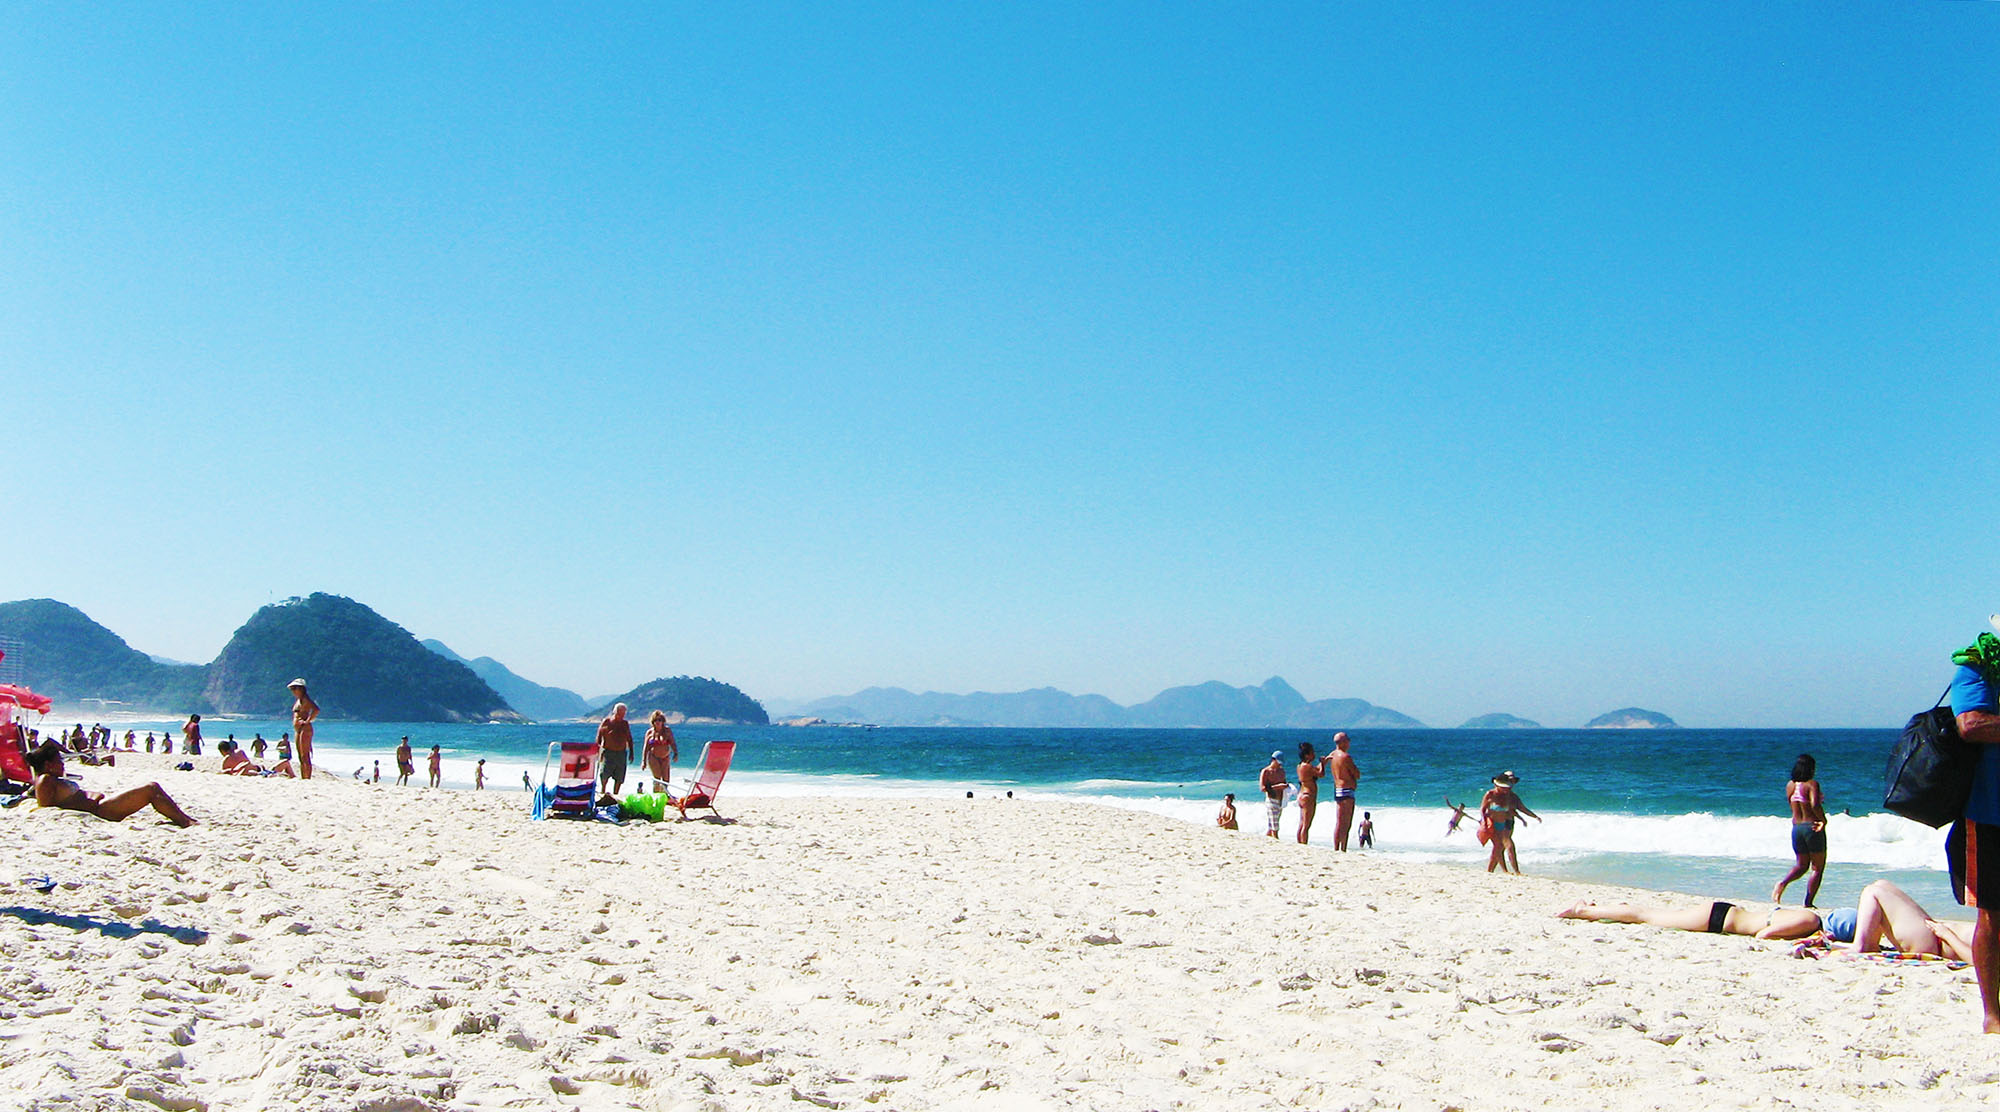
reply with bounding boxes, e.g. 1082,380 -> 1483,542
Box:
1481,771 -> 1540,874
1295,742 -> 1325,844
1772,753 -> 1826,906
288,679 -> 319,780
644,710 -> 678,793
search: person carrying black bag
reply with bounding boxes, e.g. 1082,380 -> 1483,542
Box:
1944,617 -> 2000,1034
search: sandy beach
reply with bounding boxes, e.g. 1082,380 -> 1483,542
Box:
4,753 -> 1997,1112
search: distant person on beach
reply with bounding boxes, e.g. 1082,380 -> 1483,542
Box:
218,739 -> 294,777
475,758 -> 486,790
395,737 -> 414,786
1259,752 -> 1288,839
288,678 -> 318,779
522,771 -> 532,791
1772,753 -> 1828,907
252,733 -> 267,759
182,714 -> 202,756
144,732 -> 154,753
1328,733 -> 1360,851
597,703 -> 634,796
373,760 -> 381,784
1481,771 -> 1540,874
644,710 -> 678,792
1444,797 -> 1471,836
1944,619 -> 2000,1033
1295,742 -> 1324,844
428,744 -> 442,788
1217,793 -> 1238,830
28,742 -> 196,826
277,732 -> 291,761
1358,812 -> 1374,849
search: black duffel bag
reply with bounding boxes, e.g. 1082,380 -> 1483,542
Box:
1884,686 -> 1976,828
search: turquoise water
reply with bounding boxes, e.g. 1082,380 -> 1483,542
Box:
81,718 -> 1957,916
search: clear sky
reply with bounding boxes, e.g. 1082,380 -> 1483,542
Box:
6,4 -> 1996,726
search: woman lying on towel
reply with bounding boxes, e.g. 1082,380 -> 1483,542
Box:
1556,898 -> 1832,941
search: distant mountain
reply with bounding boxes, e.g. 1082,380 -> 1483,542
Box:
0,599 -> 209,712
801,686 -> 1128,728
799,676 -> 1424,729
1583,707 -> 1678,729
423,640 -> 588,722
204,594 -> 523,723
1460,713 -> 1542,729
592,676 -> 769,725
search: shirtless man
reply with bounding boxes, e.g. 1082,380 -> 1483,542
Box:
1258,752 -> 1288,839
395,737 -> 414,786
1327,733 -> 1360,851
28,743 -> 196,826
597,703 -> 634,797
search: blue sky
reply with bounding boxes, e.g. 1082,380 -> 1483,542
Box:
5,4 -> 1996,726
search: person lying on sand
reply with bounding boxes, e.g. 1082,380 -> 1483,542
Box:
27,742 -> 197,827
218,740 -> 295,778
1556,897 -> 1828,940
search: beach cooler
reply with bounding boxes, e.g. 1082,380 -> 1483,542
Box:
534,740 -> 601,820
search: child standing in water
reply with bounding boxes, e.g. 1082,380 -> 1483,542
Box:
1358,812 -> 1375,848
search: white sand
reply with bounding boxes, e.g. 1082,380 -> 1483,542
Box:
4,753 -> 1998,1111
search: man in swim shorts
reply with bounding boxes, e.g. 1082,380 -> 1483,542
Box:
1944,619 -> 2000,1033
1327,732 -> 1360,851
597,703 -> 634,797
1258,752 -> 1287,839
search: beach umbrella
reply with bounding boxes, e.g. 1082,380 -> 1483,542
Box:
0,683 -> 52,715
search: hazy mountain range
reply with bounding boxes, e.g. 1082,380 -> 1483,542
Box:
786,677 -> 1427,729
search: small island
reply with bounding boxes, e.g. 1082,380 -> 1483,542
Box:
1458,713 -> 1542,729
1582,707 -> 1679,729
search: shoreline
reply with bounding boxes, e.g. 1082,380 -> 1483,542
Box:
4,753 -> 1996,1110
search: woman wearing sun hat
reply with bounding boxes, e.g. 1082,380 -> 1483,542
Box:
288,678 -> 319,780
1480,770 -> 1540,874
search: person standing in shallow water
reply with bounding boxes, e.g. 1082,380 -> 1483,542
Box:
1772,753 -> 1827,907
288,679 -> 318,780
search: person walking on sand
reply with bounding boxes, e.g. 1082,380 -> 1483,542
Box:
395,736 -> 414,786
427,744 -> 442,788
181,713 -> 202,756
475,758 -> 486,790
1481,771 -> 1540,874
1258,752 -> 1288,839
644,710 -> 678,793
597,703 -> 634,797
1295,741 -> 1325,844
1772,753 -> 1828,907
287,678 -> 319,779
1943,618 -> 2000,1033
1328,732 -> 1360,851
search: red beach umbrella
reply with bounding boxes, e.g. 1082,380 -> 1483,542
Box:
0,683 -> 52,715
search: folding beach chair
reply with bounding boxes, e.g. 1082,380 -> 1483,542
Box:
535,740 -> 601,820
674,740 -> 736,821
0,739 -> 31,792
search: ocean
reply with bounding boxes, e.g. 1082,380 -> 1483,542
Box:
73,717 -> 1958,918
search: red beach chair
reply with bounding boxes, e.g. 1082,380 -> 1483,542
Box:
674,741 -> 736,821
540,740 -> 601,819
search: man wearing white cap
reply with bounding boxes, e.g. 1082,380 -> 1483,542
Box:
1258,751 -> 1288,839
1944,615 -> 2000,1033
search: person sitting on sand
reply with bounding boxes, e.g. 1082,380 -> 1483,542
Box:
1217,793 -> 1238,830
218,739 -> 295,778
27,742 -> 197,826
1846,879 -> 1975,961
